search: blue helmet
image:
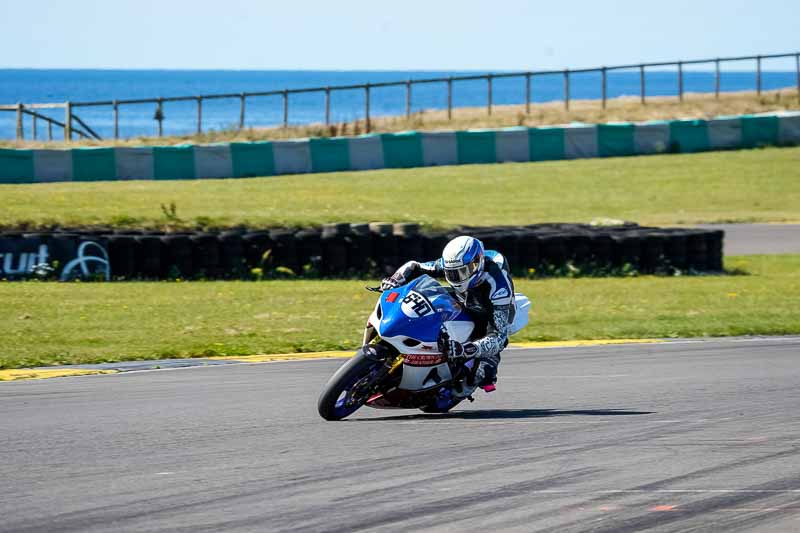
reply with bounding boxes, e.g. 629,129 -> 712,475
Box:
441,236 -> 485,293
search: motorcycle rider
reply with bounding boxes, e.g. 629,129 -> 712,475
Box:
380,235 -> 515,397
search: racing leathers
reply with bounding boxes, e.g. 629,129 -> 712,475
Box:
381,251 -> 515,391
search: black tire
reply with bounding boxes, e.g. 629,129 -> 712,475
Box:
663,230 -> 688,270
133,236 -> 162,279
372,233 -> 399,275
107,235 -> 137,279
321,234 -> 348,277
588,233 -> 613,266
241,231 -> 272,268
705,230 -> 724,272
190,233 -> 221,278
322,223 -> 351,238
160,235 -> 193,279
392,223 -> 420,237
611,232 -> 641,269
566,233 -> 592,266
269,229 -> 299,273
396,235 -> 424,266
423,234 -> 449,262
686,230 -> 709,272
640,233 -> 664,274
50,233 -> 79,261
346,234 -> 371,275
295,229 -> 323,271
538,233 -> 567,268
317,347 -> 384,421
218,233 -> 245,279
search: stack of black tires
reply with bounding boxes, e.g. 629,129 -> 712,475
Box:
0,223 -> 724,280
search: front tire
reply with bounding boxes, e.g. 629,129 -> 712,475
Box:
317,346 -> 386,421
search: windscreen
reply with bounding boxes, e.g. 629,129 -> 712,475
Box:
410,276 -> 462,320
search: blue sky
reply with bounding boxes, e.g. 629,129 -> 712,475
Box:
1,0 -> 797,70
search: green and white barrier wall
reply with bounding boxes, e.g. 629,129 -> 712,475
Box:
1,112 -> 799,183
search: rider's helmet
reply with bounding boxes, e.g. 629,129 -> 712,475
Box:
441,236 -> 485,294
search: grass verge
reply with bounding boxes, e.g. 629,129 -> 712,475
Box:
2,146 -> 800,230
1,255 -> 798,370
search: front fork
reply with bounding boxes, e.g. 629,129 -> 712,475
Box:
387,355 -> 404,374
360,346 -> 404,395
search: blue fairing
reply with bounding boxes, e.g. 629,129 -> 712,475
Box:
378,275 -> 472,342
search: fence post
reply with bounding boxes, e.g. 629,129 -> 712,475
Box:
196,96 -> 203,135
639,64 -> 646,105
48,121 -> 53,141
796,53 -> 800,100
601,67 -> 607,109
405,80 -> 412,118
155,98 -> 163,137
487,74 -> 493,116
364,84 -> 371,133
564,69 -> 570,110
15,103 -> 23,141
756,55 -> 762,96
525,73 -> 531,114
65,101 -> 72,141
282,90 -> 288,128
447,77 -> 453,120
678,61 -> 684,102
715,59 -> 721,99
32,114 -> 37,140
324,87 -> 331,126
239,93 -> 246,130
113,100 -> 119,139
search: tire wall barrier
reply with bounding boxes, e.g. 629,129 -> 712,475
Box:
0,224 -> 724,281
0,112 -> 798,183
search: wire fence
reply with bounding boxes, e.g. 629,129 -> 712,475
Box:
2,51 -> 799,142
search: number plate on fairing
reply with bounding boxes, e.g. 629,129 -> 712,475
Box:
400,291 -> 434,318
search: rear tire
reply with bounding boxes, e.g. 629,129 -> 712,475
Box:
317,346 -> 385,421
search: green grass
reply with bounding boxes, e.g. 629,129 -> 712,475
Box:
2,146 -> 800,230
1,255 -> 798,369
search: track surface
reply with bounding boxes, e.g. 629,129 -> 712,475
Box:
2,337 -> 800,532
698,224 -> 800,255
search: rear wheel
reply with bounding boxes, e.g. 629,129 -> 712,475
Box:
317,346 -> 387,421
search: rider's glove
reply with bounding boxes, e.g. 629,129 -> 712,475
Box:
380,273 -> 405,291
438,337 -> 478,362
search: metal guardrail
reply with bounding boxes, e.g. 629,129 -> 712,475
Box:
2,51 -> 799,142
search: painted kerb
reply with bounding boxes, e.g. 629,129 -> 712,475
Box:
1,112 -> 798,184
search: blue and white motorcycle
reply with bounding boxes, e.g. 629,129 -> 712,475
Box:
317,275 -> 531,421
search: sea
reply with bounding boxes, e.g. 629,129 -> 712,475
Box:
0,69 -> 797,141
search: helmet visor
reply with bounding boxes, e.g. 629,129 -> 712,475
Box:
444,256 -> 480,285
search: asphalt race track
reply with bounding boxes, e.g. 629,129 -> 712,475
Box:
2,337 -> 800,532
698,224 -> 800,255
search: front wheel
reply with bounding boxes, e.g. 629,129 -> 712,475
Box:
317,346 -> 386,421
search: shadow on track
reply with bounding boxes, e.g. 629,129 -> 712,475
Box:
355,408 -> 654,421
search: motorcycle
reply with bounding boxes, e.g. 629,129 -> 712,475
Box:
317,274 -> 531,420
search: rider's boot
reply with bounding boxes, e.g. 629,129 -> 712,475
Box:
475,353 -> 500,391
452,379 -> 477,399
452,353 -> 500,398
